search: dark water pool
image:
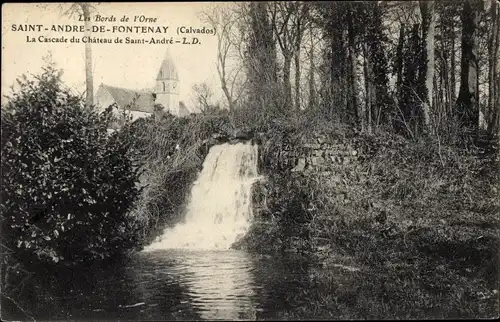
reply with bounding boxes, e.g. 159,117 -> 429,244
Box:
3,249 -> 315,320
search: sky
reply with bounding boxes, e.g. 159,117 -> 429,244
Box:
1,2 -> 225,107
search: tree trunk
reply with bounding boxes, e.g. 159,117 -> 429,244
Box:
487,0 -> 498,134
81,3 -> 93,109
456,0 -> 480,130
294,15 -> 302,111
248,2 -> 278,112
363,43 -> 373,134
403,23 -> 423,136
443,46 -> 451,117
434,73 -> 440,120
497,8 -> 500,138
420,0 -> 435,133
308,28 -> 316,110
489,1 -> 500,136
395,23 -> 405,106
438,12 -> 445,116
347,5 -> 359,128
450,18 -> 457,108
220,74 -> 234,111
283,55 -> 292,109
368,1 -> 389,128
329,25 -> 344,119
441,50 -> 449,121
294,48 -> 301,111
342,38 -> 349,121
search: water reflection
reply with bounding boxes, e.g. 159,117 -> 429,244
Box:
4,250 -> 312,321
141,250 -> 258,320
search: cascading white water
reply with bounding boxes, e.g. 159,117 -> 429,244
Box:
144,142 -> 260,251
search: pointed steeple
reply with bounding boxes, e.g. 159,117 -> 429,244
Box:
154,48 -> 180,116
156,48 -> 179,81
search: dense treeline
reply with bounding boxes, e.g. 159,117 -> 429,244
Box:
202,0 -> 499,145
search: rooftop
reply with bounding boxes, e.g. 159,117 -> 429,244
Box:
98,84 -> 155,113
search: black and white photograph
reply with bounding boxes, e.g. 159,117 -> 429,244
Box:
1,1 -> 499,320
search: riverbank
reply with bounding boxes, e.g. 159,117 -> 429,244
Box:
277,250 -> 498,319
126,110 -> 499,318
234,119 -> 499,319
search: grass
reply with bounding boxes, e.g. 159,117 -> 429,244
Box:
239,116 -> 500,319
278,247 -> 498,319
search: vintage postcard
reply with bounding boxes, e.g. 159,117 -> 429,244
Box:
1,1 -> 499,321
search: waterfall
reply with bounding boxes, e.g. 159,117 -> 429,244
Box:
144,142 -> 260,251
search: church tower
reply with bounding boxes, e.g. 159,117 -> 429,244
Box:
155,49 -> 180,115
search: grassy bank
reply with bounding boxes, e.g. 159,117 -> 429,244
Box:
236,115 -> 499,319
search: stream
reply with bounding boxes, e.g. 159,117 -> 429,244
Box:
7,250 -> 314,320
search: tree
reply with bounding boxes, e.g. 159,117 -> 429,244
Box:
293,3 -> 310,111
200,4 -> 246,111
456,0 -> 481,130
81,3 -> 93,109
314,1 -> 349,120
267,2 -> 310,111
420,0 -> 436,133
395,22 -> 406,109
59,3 -> 95,109
245,2 -> 279,115
487,0 -> 499,136
346,3 -> 360,128
400,21 -> 425,136
361,1 -> 391,132
363,40 -> 374,134
435,1 -> 460,122
269,2 -> 295,109
307,23 -> 319,110
191,82 -> 215,112
314,1 -> 369,125
388,1 -> 431,136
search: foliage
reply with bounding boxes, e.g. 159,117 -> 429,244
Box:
0,64 -> 142,265
236,172 -> 314,254
240,126 -> 499,318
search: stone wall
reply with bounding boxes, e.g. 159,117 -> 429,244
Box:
291,141 -> 360,173
268,134 -> 365,175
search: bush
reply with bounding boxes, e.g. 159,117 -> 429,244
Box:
1,64 -> 142,266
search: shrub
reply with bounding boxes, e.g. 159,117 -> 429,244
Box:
1,64 -> 142,266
